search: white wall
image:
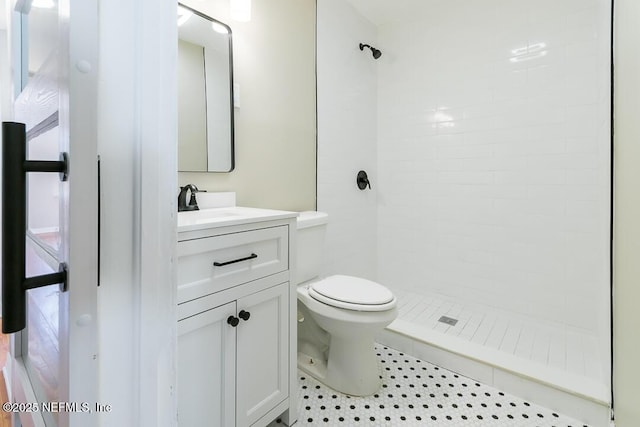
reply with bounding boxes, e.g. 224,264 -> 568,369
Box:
317,0 -> 378,280
376,0 -> 611,335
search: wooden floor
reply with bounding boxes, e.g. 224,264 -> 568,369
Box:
0,318 -> 11,427
0,319 -> 7,370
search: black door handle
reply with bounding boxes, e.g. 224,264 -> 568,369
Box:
227,316 -> 239,327
2,122 -> 69,334
238,310 -> 250,321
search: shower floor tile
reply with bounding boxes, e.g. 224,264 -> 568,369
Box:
293,344 -> 589,426
393,288 -> 604,385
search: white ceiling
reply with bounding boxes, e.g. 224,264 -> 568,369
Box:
344,0 -> 446,26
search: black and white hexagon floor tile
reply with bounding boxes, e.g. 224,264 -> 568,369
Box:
293,345 -> 588,426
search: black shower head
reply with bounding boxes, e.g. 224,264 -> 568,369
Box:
359,43 -> 382,59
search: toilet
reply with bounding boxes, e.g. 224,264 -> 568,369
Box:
296,211 -> 398,396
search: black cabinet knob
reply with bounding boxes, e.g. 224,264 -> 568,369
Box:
238,310 -> 251,321
227,316 -> 239,327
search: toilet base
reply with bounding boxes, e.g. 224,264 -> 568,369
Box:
297,333 -> 382,396
297,350 -> 328,384
296,281 -> 397,397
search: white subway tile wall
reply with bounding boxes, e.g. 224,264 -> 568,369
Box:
317,0 -> 379,281
318,0 -> 610,393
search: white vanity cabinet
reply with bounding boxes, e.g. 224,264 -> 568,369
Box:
178,301 -> 237,426
176,209 -> 297,427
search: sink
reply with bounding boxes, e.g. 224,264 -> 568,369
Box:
178,206 -> 297,232
178,208 -> 243,227
182,208 -> 241,221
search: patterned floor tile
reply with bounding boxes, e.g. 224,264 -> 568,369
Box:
290,344 -> 590,426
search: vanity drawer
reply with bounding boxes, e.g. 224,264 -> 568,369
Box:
177,225 -> 289,303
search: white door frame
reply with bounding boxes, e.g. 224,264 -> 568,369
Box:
97,0 -> 177,426
3,0 -> 177,426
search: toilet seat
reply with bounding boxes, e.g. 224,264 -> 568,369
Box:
308,275 -> 396,312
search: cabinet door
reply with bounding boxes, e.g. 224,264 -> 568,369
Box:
236,283 -> 289,426
178,301 -> 236,427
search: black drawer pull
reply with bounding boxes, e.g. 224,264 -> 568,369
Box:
227,316 -> 239,327
238,310 -> 250,321
213,253 -> 258,267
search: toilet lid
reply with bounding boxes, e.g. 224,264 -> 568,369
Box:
309,275 -> 396,311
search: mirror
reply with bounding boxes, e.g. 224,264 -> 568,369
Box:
178,4 -> 234,172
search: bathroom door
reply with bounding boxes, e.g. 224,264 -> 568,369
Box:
5,0 -> 99,426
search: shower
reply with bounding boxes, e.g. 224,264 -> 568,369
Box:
319,1 -> 611,423
359,43 -> 381,59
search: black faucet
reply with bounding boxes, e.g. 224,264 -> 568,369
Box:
178,184 -> 200,212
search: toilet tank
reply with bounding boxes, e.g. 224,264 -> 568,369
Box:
295,211 -> 329,285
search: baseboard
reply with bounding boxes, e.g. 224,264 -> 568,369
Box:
377,321 -> 612,427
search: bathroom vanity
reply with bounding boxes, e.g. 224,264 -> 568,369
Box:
176,206 -> 297,427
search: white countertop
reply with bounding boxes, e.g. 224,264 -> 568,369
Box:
177,206 -> 298,233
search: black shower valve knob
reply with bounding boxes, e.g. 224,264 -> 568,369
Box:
357,170 -> 371,190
